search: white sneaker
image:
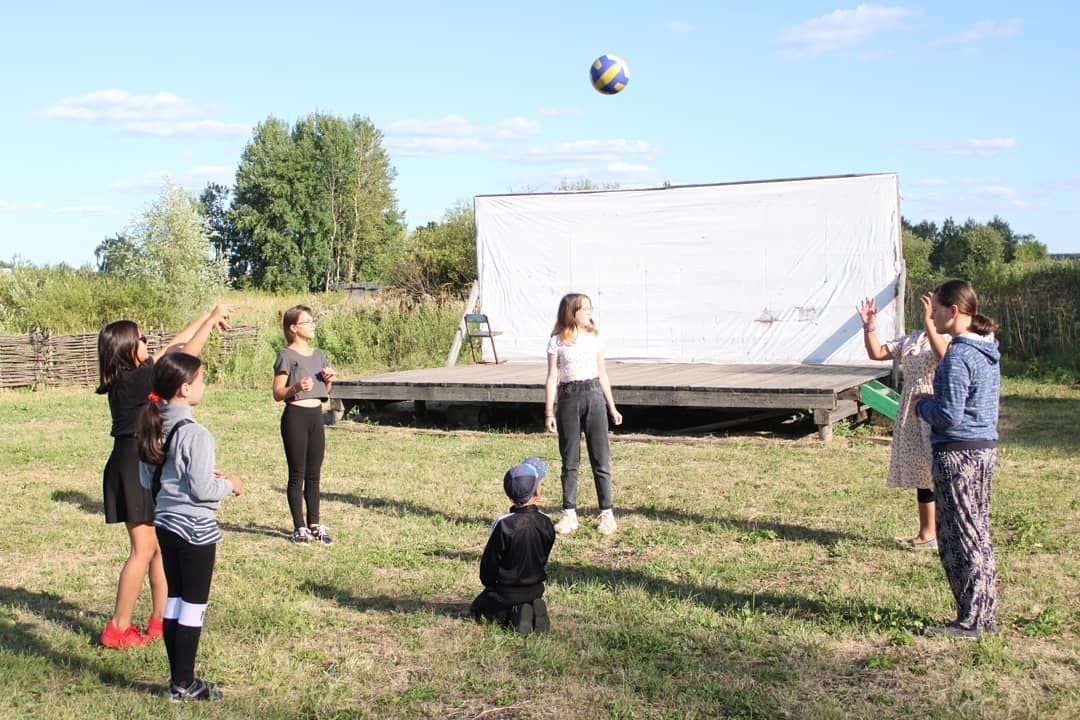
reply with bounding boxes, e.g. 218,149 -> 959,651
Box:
596,509 -> 617,536
554,509 -> 579,534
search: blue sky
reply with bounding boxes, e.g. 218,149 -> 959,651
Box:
2,1 -> 1078,266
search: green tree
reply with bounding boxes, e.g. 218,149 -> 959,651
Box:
902,228 -> 933,281
958,221 -> 1006,286
930,217 -> 965,273
387,202 -> 476,298
97,181 -> 227,310
198,182 -> 249,284
1014,237 -> 1049,264
230,113 -> 402,291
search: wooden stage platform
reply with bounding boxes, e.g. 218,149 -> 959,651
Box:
330,362 -> 890,439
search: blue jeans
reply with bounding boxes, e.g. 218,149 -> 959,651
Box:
556,379 -> 613,511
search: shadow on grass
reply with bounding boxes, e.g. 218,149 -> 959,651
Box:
320,491 -> 491,526
50,489 -> 102,515
0,585 -> 161,695
428,550 -> 931,634
624,504 -> 864,548
300,581 -> 472,619
219,522 -> 290,540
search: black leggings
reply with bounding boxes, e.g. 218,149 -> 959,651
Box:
157,527 -> 216,686
917,487 -> 935,503
281,404 -> 325,529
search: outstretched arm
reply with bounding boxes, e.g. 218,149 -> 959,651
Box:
856,297 -> 891,361
154,303 -> 234,361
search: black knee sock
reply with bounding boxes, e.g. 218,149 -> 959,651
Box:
163,619 -> 179,680
173,624 -> 203,686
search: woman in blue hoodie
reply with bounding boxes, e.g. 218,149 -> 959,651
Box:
917,280 -> 1001,638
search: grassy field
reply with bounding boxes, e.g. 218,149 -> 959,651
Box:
0,379 -> 1077,719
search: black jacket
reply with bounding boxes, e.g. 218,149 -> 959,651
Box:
479,505 -> 555,603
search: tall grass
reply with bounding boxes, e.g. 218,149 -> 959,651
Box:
905,260 -> 1080,381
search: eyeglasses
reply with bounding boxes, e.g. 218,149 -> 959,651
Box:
296,319 -> 316,326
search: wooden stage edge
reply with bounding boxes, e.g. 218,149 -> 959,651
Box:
330,362 -> 891,440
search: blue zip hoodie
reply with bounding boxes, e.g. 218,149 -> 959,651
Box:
917,334 -> 1001,446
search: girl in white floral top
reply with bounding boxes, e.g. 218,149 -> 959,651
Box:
543,293 -> 623,536
857,293 -> 949,549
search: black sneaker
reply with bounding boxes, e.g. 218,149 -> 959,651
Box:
290,527 -> 311,544
510,603 -> 534,636
309,524 -> 334,545
532,598 -> 550,633
169,678 -> 222,702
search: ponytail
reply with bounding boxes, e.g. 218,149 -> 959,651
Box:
932,279 -> 999,337
136,352 -> 202,464
137,401 -> 166,465
969,313 -> 999,336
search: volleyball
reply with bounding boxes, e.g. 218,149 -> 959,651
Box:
590,53 -> 630,95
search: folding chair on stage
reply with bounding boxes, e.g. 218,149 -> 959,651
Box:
464,314 -> 502,364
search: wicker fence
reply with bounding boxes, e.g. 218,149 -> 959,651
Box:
0,325 -> 261,389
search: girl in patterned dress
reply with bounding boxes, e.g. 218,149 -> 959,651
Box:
857,293 -> 948,548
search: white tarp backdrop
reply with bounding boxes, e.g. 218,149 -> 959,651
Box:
475,174 -> 902,364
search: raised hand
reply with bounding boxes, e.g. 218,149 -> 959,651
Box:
212,303 -> 235,331
856,297 -> 879,328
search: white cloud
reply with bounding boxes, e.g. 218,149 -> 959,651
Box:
494,116 -> 542,138
36,89 -> 200,122
384,137 -> 491,157
778,4 -> 917,58
911,178 -> 947,186
918,137 -> 1017,156
513,139 -> 660,164
934,18 -> 1021,46
385,114 -> 541,156
59,205 -> 113,216
607,162 -> 652,174
386,115 -> 477,137
0,200 -> 44,211
666,20 -> 694,32
35,89 -> 245,140
112,165 -> 234,194
119,120 -> 251,139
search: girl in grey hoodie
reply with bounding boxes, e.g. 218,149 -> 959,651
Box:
137,353 -> 242,701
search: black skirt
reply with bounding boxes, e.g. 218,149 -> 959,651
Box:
102,435 -> 154,524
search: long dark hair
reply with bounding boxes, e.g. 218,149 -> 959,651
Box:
282,304 -> 313,344
933,280 -> 999,336
137,353 -> 202,465
96,320 -> 141,394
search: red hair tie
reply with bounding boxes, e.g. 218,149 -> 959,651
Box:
147,391 -> 162,403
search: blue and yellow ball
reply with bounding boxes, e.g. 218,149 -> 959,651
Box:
590,53 -> 630,95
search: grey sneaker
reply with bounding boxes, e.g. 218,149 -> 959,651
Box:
309,524 -> 334,545
596,509 -> 617,536
925,622 -> 989,640
554,509 -> 579,535
169,678 -> 222,702
290,527 -> 311,544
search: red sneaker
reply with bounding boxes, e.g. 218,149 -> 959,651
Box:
100,620 -> 150,649
146,615 -> 164,641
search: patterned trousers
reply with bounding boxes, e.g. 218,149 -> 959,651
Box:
932,447 -> 998,630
